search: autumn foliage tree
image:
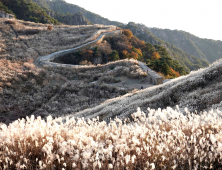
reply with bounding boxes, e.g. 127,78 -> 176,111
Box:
123,29 -> 133,39
151,52 -> 161,60
168,67 -> 180,78
129,51 -> 139,60
122,50 -> 129,59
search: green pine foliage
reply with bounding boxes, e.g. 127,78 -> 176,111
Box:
1,0 -> 58,24
109,50 -> 120,61
0,2 -> 15,15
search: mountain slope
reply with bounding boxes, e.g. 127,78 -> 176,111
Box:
1,0 -> 58,24
32,0 -> 123,26
140,24 -> 222,63
122,22 -> 209,72
0,19 -> 144,124
65,58 -> 222,121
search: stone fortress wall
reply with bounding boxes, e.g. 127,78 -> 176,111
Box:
0,11 -> 14,19
38,27 -> 164,85
38,28 -> 122,67
138,61 -> 164,85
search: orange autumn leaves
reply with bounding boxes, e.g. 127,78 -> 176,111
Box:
122,48 -> 142,60
123,29 -> 133,39
151,52 -> 161,60
169,67 -> 180,78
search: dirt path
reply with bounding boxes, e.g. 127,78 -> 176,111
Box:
110,76 -> 153,90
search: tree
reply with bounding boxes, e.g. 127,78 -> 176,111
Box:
129,51 -> 139,60
123,29 -> 133,39
109,50 -> 120,61
151,52 -> 161,60
122,50 -> 129,59
161,61 -> 170,75
168,67 -> 180,78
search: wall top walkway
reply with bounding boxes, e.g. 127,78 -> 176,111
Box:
138,61 -> 164,85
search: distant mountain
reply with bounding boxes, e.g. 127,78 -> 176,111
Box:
53,12 -> 90,25
122,22 -> 209,72
139,24 -> 222,63
32,0 -> 123,26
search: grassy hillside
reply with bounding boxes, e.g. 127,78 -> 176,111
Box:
122,22 -> 209,72
32,0 -> 123,25
0,19 -> 145,124
65,58 -> 222,122
142,24 -> 222,63
1,106 -> 222,169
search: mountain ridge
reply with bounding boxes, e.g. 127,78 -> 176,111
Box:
32,0 -> 123,26
141,24 -> 222,63
122,22 -> 209,72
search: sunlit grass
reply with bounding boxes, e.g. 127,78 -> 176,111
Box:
1,107 -> 222,169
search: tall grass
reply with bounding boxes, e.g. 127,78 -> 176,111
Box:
1,107 -> 222,169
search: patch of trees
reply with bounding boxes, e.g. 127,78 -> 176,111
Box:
1,0 -> 58,24
123,23 -> 209,73
55,29 -> 187,78
0,2 -> 15,15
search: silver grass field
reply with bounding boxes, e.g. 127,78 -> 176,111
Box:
1,107 -> 222,169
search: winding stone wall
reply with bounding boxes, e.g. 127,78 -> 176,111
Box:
138,61 -> 164,85
38,28 -> 163,85
38,29 -> 122,67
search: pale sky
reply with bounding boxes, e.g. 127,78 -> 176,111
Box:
65,0 -> 222,41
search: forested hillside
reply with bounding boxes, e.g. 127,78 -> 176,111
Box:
1,0 -> 58,24
32,0 -> 123,26
0,2 -> 15,15
123,22 -> 209,72
141,24 -> 222,63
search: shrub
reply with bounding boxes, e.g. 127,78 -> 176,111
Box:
47,25 -> 52,31
109,50 -> 120,61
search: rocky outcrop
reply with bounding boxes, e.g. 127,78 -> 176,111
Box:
55,12 -> 89,25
